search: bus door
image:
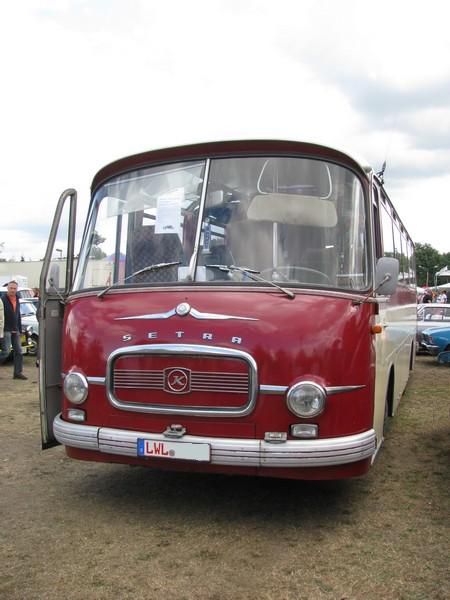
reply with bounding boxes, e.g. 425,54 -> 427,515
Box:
39,189 -> 77,448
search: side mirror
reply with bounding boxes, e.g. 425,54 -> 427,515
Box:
375,257 -> 399,296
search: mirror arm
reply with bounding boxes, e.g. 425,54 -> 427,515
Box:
48,278 -> 67,305
353,273 -> 391,305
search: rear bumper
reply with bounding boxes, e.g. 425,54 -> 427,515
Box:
54,414 -> 376,468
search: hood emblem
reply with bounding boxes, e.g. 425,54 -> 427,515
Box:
176,302 -> 191,316
164,368 -> 191,394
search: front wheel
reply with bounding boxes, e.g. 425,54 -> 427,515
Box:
27,335 -> 39,356
383,373 -> 394,439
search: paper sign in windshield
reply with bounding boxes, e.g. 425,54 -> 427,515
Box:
155,188 -> 183,237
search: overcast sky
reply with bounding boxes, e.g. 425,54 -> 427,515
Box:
1,0 -> 449,260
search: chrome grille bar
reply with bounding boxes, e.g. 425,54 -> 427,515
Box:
113,369 -> 249,393
106,343 -> 258,417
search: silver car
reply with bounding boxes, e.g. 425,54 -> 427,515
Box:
416,303 -> 450,353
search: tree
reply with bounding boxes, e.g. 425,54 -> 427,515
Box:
415,243 -> 448,287
91,231 -> 106,247
89,230 -> 107,260
90,246 -> 107,260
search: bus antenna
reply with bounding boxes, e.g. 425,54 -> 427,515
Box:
376,161 -> 387,184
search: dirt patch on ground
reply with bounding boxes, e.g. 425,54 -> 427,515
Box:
1,355 -> 449,600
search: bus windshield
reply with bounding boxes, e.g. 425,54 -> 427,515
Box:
73,156 -> 368,291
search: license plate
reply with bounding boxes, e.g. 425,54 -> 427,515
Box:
137,438 -> 210,462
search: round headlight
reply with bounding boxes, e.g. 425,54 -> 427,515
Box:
286,381 -> 326,418
64,371 -> 88,404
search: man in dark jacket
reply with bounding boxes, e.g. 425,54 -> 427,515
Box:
0,281 -> 27,379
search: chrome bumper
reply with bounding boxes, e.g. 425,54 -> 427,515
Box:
421,342 -> 440,356
54,414 -> 376,468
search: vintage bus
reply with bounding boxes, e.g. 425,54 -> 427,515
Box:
39,140 -> 416,480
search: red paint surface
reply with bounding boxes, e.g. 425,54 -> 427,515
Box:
62,289 -> 376,450
66,446 -> 372,480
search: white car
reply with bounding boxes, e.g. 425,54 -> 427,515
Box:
416,303 -> 450,353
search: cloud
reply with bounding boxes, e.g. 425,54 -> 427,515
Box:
0,0 -> 449,257
276,0 -> 450,175
1,228 -> 49,262
395,108 -> 450,151
390,172 -> 450,249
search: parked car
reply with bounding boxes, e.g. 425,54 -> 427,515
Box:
17,287 -> 35,299
1,285 -> 35,300
416,303 -> 450,353
2,326 -> 35,363
421,326 -> 450,362
19,299 -> 39,356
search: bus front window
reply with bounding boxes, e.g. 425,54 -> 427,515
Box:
73,161 -> 205,290
73,156 -> 368,292
196,157 -> 369,290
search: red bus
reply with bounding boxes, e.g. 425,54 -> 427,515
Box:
39,140 -> 416,480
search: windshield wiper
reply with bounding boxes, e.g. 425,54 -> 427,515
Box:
97,261 -> 181,299
205,264 -> 295,299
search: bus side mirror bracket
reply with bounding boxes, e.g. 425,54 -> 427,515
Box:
375,257 -> 399,296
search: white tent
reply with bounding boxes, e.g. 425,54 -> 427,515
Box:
436,266 -> 450,277
437,282 -> 450,290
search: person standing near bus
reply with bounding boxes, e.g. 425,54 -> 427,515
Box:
0,298 -> 6,368
0,281 -> 27,380
422,289 -> 433,303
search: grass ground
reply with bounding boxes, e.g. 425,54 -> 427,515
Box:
0,355 -> 448,599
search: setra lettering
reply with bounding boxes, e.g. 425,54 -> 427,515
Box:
145,441 -> 169,456
144,331 -> 243,344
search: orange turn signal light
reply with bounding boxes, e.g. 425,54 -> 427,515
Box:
371,324 -> 383,334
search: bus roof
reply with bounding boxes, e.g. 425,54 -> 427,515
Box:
91,139 -> 373,194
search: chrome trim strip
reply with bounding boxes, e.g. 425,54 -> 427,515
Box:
87,377 -> 106,385
326,385 -> 366,395
115,306 -> 258,321
189,307 -> 258,321
259,385 -> 288,395
106,344 -> 258,417
116,309 -> 176,320
84,378 -> 364,394
259,384 -> 365,396
54,415 -> 376,467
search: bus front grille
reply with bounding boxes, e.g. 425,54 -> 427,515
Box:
105,343 -> 258,417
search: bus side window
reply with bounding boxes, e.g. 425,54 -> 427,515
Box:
380,199 -> 394,258
372,185 -> 382,258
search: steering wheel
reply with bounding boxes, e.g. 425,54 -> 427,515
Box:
260,266 -> 331,284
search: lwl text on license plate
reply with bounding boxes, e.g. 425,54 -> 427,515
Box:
137,438 -> 210,462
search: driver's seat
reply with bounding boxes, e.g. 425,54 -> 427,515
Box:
227,220 -> 275,273
130,227 -> 184,283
